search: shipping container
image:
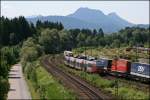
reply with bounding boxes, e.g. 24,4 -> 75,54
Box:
69,57 -> 76,67
85,60 -> 97,73
75,58 -> 84,69
130,62 -> 150,78
96,58 -> 112,70
64,56 -> 70,65
111,59 -> 130,73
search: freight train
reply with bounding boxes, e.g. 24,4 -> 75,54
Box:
64,51 -> 150,82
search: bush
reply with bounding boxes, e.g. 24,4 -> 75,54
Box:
118,87 -> 149,99
0,77 -> 10,100
36,65 -> 76,99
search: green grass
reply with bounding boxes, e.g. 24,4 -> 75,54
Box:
36,66 -> 76,99
26,78 -> 40,99
59,64 -> 149,100
25,60 -> 76,99
73,47 -> 149,62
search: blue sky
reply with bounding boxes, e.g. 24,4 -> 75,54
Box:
1,1 -> 149,24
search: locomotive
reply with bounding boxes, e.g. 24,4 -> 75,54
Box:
64,51 -> 150,82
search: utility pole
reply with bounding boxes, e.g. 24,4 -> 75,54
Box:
84,46 -> 87,71
115,49 -> 119,97
136,44 -> 138,62
91,47 -> 92,57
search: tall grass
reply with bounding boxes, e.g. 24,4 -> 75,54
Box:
36,66 -> 76,99
26,60 -> 76,99
59,64 -> 149,100
73,47 -> 149,62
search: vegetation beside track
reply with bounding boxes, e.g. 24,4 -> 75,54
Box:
51,54 -> 149,99
73,47 -> 149,63
25,77 -> 40,99
59,64 -> 149,99
20,38 -> 76,99
24,60 -> 76,99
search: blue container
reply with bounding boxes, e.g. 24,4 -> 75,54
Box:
130,62 -> 150,78
96,59 -> 112,69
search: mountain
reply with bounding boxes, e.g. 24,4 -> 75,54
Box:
26,15 -> 43,18
26,7 -> 138,33
68,7 -> 107,24
27,16 -> 100,29
135,24 -> 149,29
107,12 -> 133,27
67,7 -> 134,32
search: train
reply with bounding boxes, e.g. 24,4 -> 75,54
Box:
64,51 -> 150,82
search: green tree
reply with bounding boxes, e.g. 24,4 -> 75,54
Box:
39,29 -> 60,54
98,28 -> 104,37
77,32 -> 86,47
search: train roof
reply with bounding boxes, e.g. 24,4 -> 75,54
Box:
98,58 -> 112,60
64,51 -> 73,54
132,62 -> 150,65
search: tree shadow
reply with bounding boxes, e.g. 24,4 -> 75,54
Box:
9,88 -> 16,91
10,70 -> 18,72
8,76 -> 21,79
9,73 -> 17,76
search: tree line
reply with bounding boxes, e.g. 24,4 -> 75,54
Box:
1,16 -> 149,49
0,16 -> 64,46
0,16 -> 149,99
38,27 -> 149,54
0,16 -> 65,99
0,46 -> 20,99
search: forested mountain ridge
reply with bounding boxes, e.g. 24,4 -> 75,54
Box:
27,7 -> 135,33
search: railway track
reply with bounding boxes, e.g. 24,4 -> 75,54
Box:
42,56 -> 112,100
53,54 -> 149,92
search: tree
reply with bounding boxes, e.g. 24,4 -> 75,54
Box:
98,28 -> 104,37
85,36 -> 93,46
76,32 -> 86,47
111,39 -> 121,48
39,29 -> 60,54
93,29 -> 97,35
0,77 -> 10,100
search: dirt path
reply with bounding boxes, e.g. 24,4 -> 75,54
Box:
7,64 -> 31,99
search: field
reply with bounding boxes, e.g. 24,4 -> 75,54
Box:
73,47 -> 149,63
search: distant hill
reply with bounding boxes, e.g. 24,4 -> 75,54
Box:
26,7 -> 148,33
134,24 -> 149,29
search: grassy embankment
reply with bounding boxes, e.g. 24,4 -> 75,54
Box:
26,60 -> 76,99
58,63 -> 149,100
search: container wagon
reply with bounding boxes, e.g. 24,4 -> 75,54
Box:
96,58 -> 112,73
75,58 -> 85,70
130,62 -> 150,82
85,60 -> 98,73
68,57 -> 76,68
111,59 -> 131,77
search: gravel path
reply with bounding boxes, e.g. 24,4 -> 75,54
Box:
7,64 -> 31,99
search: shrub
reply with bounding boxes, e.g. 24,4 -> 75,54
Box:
0,77 -> 10,100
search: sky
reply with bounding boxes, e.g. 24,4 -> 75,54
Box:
1,1 -> 149,24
